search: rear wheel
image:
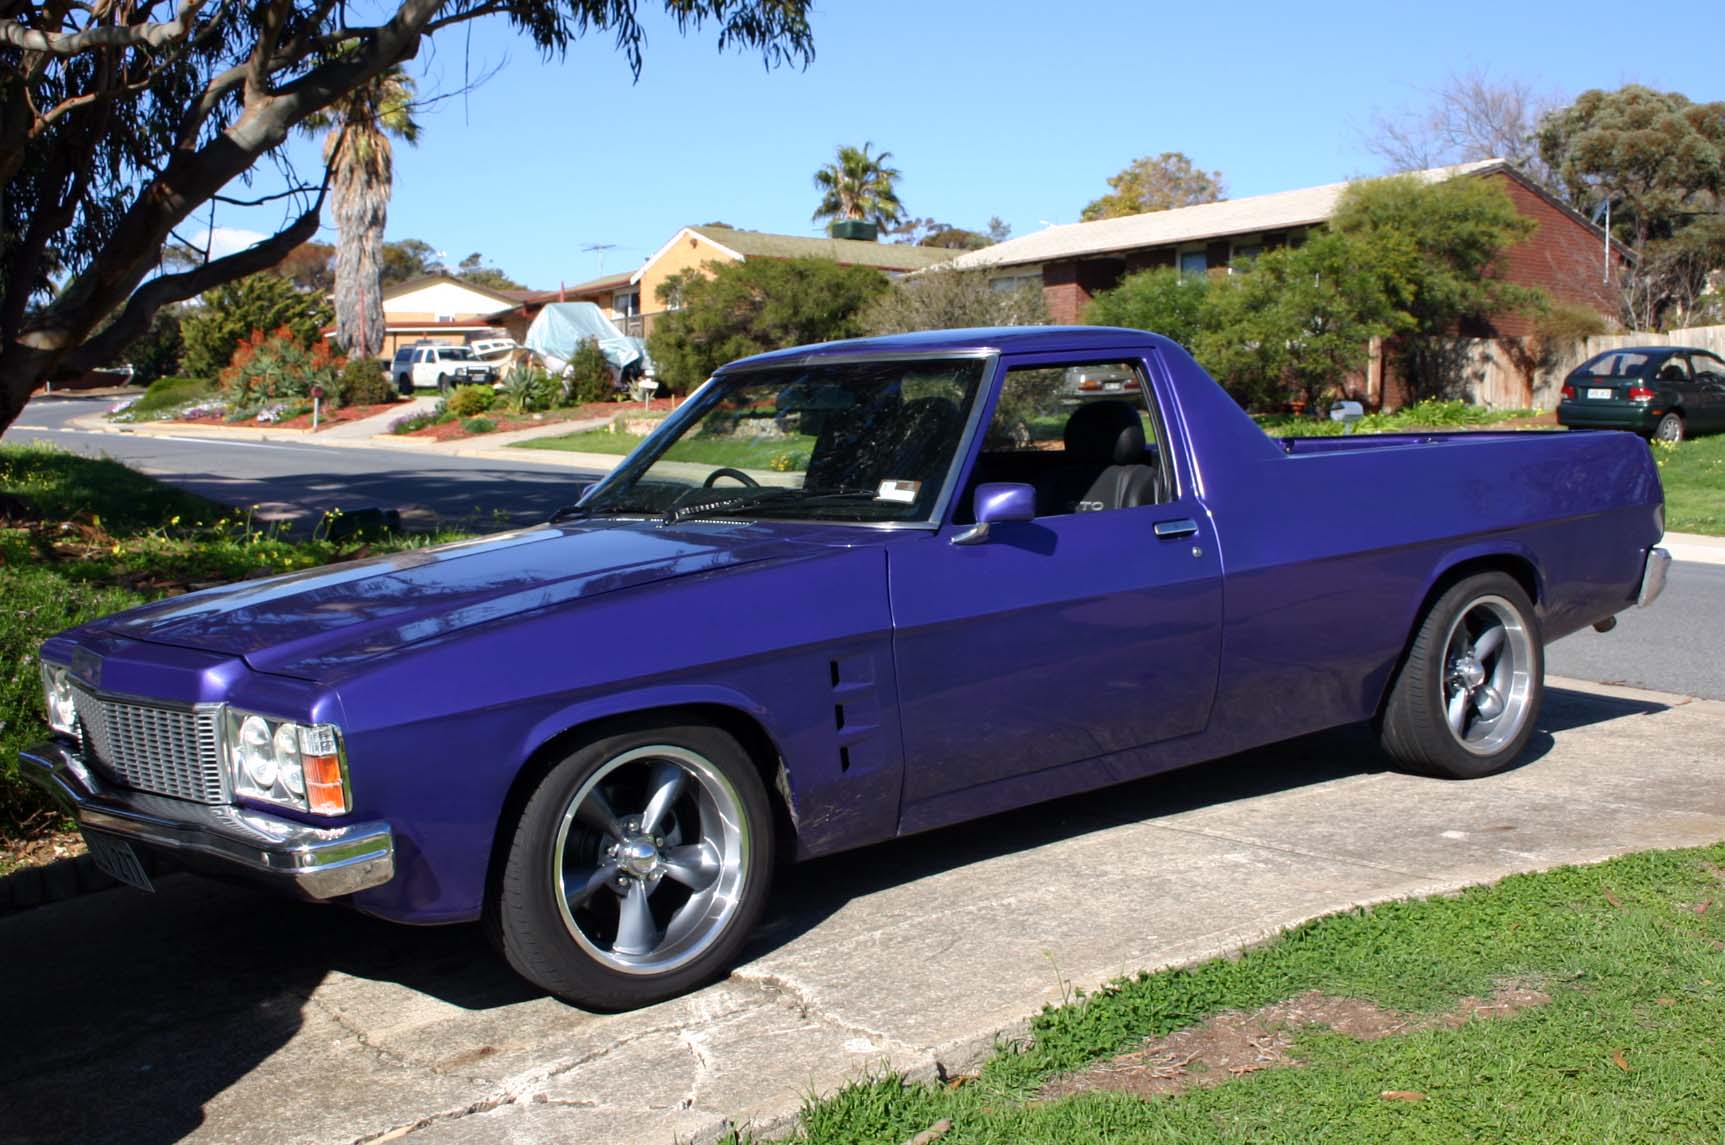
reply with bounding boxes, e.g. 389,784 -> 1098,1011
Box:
493,722 -> 773,1010
1654,412 -> 1685,443
1380,572 -> 1543,779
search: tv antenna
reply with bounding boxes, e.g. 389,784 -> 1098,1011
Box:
582,242 -> 618,275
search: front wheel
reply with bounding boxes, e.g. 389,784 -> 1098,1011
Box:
1380,572 -> 1543,779
492,722 -> 774,1010
1654,412 -> 1685,443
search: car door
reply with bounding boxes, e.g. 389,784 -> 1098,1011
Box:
887,352 -> 1224,814
411,348 -> 434,389
1689,352 -> 1725,431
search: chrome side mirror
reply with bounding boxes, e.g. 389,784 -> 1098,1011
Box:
953,483 -> 1036,546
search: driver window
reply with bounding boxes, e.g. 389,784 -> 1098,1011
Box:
964,361 -> 1169,519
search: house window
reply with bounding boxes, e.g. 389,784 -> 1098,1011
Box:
435,313 -> 454,323
1179,251 -> 1208,278
1231,243 -> 1263,267
990,273 -> 1042,294
613,290 -> 639,317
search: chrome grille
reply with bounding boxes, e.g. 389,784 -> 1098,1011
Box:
71,686 -> 226,804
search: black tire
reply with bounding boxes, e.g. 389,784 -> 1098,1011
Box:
1654,412 -> 1685,443
1380,572 -> 1543,779
492,721 -> 774,1010
436,372 -> 452,395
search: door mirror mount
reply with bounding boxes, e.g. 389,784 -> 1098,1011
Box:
953,483 -> 1036,546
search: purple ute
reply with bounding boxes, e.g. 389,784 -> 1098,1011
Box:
24,327 -> 1670,1009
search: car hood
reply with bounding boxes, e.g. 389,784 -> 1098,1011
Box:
88,521 -> 833,679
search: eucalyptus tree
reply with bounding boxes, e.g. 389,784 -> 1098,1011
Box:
0,0 -> 813,432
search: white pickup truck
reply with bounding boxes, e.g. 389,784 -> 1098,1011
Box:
390,343 -> 499,393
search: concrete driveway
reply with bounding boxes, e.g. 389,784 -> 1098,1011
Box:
3,677 -> 1722,1145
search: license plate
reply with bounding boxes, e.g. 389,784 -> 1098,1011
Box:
84,831 -> 154,892
1587,387 -> 1613,400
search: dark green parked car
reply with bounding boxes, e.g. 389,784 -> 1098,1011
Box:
1557,346 -> 1725,442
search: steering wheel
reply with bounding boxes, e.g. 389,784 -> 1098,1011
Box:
702,467 -> 759,489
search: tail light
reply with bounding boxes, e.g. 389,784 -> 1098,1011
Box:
1560,383 -> 1576,400
1627,386 -> 1655,402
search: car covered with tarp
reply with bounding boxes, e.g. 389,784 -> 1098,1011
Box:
522,302 -> 652,382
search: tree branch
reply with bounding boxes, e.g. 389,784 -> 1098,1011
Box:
62,196 -> 325,373
0,0 -> 209,54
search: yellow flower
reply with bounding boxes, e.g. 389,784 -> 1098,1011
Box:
170,515 -> 180,526
91,514 -> 101,528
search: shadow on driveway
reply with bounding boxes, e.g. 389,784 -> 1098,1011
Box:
0,684 -> 1665,1144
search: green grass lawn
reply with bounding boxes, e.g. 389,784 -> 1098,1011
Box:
515,425 -> 817,472
743,844 -> 1725,1144
0,445 -> 465,851
1654,434 -> 1725,536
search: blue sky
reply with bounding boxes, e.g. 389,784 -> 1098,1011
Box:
212,0 -> 1723,289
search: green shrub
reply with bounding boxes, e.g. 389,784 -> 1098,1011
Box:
446,384 -> 496,418
564,338 -> 617,406
218,326 -> 346,412
462,416 -> 497,434
499,364 -> 559,413
337,358 -> 395,406
128,375 -> 214,416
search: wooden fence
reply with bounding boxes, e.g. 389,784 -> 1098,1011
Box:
1396,324 -> 1725,412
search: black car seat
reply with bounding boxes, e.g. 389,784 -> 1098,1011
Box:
1039,400 -> 1160,515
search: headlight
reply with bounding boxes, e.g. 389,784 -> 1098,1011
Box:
40,662 -> 78,737
223,710 -> 349,816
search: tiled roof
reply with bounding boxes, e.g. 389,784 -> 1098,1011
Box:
947,160 -> 1509,271
688,225 -> 961,271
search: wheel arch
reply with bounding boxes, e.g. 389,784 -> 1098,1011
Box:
483,697 -> 797,915
1374,549 -> 1544,725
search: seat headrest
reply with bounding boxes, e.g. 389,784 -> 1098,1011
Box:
1063,400 -> 1145,464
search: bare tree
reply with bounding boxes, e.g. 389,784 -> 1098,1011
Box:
0,1 -> 813,433
1367,67 -> 1559,184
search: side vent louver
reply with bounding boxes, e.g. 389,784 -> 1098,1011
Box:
828,655 -> 879,776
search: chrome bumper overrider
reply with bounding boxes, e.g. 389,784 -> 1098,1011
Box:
1638,546 -> 1671,608
21,740 -> 394,899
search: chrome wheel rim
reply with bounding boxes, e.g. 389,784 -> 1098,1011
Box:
1441,595 -> 1535,757
1657,415 -> 1682,442
552,745 -> 749,975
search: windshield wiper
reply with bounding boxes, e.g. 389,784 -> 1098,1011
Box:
662,486 -> 886,525
660,486 -> 798,524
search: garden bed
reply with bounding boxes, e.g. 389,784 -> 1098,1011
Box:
395,396 -> 678,441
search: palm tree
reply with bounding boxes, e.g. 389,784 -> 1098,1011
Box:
301,64 -> 420,360
812,142 -> 906,232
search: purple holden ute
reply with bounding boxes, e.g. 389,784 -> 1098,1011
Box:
25,327 -> 1671,1009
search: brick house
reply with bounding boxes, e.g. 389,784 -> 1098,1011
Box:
947,160 -> 1623,336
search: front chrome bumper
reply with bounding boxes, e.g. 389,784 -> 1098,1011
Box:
1638,546 -> 1672,608
21,740 -> 394,899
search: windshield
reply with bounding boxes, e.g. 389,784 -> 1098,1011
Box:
441,347 -> 476,361
581,357 -> 990,524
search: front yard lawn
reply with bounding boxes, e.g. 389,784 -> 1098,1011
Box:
1653,434 -> 1725,536
0,445 -> 465,861
516,424 -> 817,472
745,843 -> 1725,1144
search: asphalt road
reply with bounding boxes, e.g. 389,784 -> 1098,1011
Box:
2,394 -> 600,532
5,393 -> 1720,699
1546,559 -> 1725,700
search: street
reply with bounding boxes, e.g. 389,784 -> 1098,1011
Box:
3,395 -> 600,532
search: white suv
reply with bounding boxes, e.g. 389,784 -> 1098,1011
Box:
391,344 -> 498,393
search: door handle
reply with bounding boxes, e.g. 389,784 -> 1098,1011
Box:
1153,518 -> 1199,539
